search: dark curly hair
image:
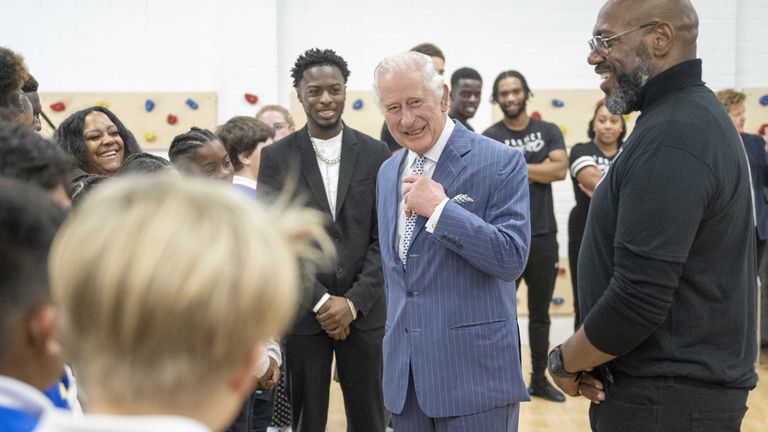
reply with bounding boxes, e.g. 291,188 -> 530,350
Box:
491,70 -> 532,104
291,48 -> 350,88
0,47 -> 29,112
450,67 -> 482,88
54,106 -> 141,173
0,121 -> 77,191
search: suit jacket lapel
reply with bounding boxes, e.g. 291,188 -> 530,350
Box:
410,123 -> 470,244
298,127 -> 333,216
334,128 -> 359,217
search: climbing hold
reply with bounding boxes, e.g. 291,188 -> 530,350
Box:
50,102 -> 66,112
185,98 -> 199,110
167,114 -> 178,125
145,99 -> 155,112
531,111 -> 542,120
145,131 -> 157,142
352,99 -> 364,110
244,93 -> 259,105
559,125 -> 567,136
551,297 -> 565,306
759,95 -> 768,106
95,101 -> 109,108
551,99 -> 565,108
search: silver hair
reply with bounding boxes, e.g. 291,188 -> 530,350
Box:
372,52 -> 444,110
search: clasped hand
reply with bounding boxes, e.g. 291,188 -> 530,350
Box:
402,175 -> 447,218
316,296 -> 353,341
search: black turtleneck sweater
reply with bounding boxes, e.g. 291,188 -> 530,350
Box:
579,59 -> 757,388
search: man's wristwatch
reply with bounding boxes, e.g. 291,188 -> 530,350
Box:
548,345 -> 580,379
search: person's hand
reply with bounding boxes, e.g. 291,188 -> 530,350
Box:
256,357 -> 280,390
402,175 -> 447,218
326,324 -> 350,341
578,182 -> 594,198
317,296 -> 354,332
577,372 -> 606,404
551,373 -> 581,398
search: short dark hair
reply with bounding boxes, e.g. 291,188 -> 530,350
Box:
587,100 -> 627,142
119,152 -> 172,175
54,106 -> 141,172
450,67 -> 482,88
22,74 -> 39,93
168,127 -> 218,164
491,70 -> 533,103
0,177 -> 66,355
216,117 -> 274,171
0,121 -> 77,191
0,46 -> 28,110
410,43 -> 445,61
291,48 -> 350,88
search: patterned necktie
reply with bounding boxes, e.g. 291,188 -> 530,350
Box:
401,155 -> 426,266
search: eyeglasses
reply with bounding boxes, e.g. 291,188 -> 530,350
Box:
588,22 -> 658,56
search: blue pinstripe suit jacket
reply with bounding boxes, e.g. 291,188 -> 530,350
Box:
376,121 -> 532,418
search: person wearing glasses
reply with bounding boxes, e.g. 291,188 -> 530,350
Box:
256,105 -> 296,142
549,0 -> 757,430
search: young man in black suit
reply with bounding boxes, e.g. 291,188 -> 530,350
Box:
257,48 -> 390,432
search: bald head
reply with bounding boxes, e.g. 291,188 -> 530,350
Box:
597,0 -> 698,61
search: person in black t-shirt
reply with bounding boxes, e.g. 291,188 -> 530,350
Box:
567,102 -> 624,330
483,70 -> 568,403
448,67 -> 482,131
551,1 -> 756,430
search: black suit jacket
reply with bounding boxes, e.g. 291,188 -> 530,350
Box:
257,125 -> 391,335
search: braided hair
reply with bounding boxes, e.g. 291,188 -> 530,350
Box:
168,127 -> 218,164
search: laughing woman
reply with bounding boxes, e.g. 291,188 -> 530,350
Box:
55,106 -> 141,177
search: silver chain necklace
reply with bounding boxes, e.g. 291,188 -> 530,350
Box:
311,137 -> 342,165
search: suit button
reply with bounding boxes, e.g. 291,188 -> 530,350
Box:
333,232 -> 341,242
406,291 -> 418,297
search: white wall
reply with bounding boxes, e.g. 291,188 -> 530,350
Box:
3,0 -> 766,256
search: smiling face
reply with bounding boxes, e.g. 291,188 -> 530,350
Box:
589,5 -> 653,115
379,69 -> 449,155
82,111 -> 125,175
297,65 -> 346,137
496,77 -> 528,120
450,78 -> 482,121
592,105 -> 623,146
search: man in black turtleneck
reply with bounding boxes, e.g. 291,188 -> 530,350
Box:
550,0 -> 757,430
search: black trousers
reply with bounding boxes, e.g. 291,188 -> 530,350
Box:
589,370 -> 748,432
285,326 -> 385,432
226,389 -> 274,432
517,232 -> 559,378
568,210 -> 586,331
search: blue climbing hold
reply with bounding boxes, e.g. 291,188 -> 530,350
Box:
352,99 -> 364,110
145,99 -> 155,112
551,297 -> 565,305
759,95 -> 768,106
551,99 -> 565,108
185,98 -> 199,110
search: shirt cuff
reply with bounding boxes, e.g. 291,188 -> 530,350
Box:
312,293 -> 331,313
426,198 -> 450,233
346,298 -> 358,320
265,338 -> 282,367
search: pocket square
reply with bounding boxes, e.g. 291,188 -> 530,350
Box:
452,194 -> 474,205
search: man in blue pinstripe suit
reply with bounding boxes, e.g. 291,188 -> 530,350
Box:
374,51 -> 532,431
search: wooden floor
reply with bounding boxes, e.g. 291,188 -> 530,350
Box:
325,347 -> 768,431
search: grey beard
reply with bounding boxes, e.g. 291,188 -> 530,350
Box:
605,67 -> 649,115
605,46 -> 651,115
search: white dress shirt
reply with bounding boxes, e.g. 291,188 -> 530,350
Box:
397,118 -> 455,261
232,175 -> 257,191
310,129 -> 344,313
36,411 -> 211,432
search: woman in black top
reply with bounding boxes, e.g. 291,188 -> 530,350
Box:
568,101 -> 624,329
